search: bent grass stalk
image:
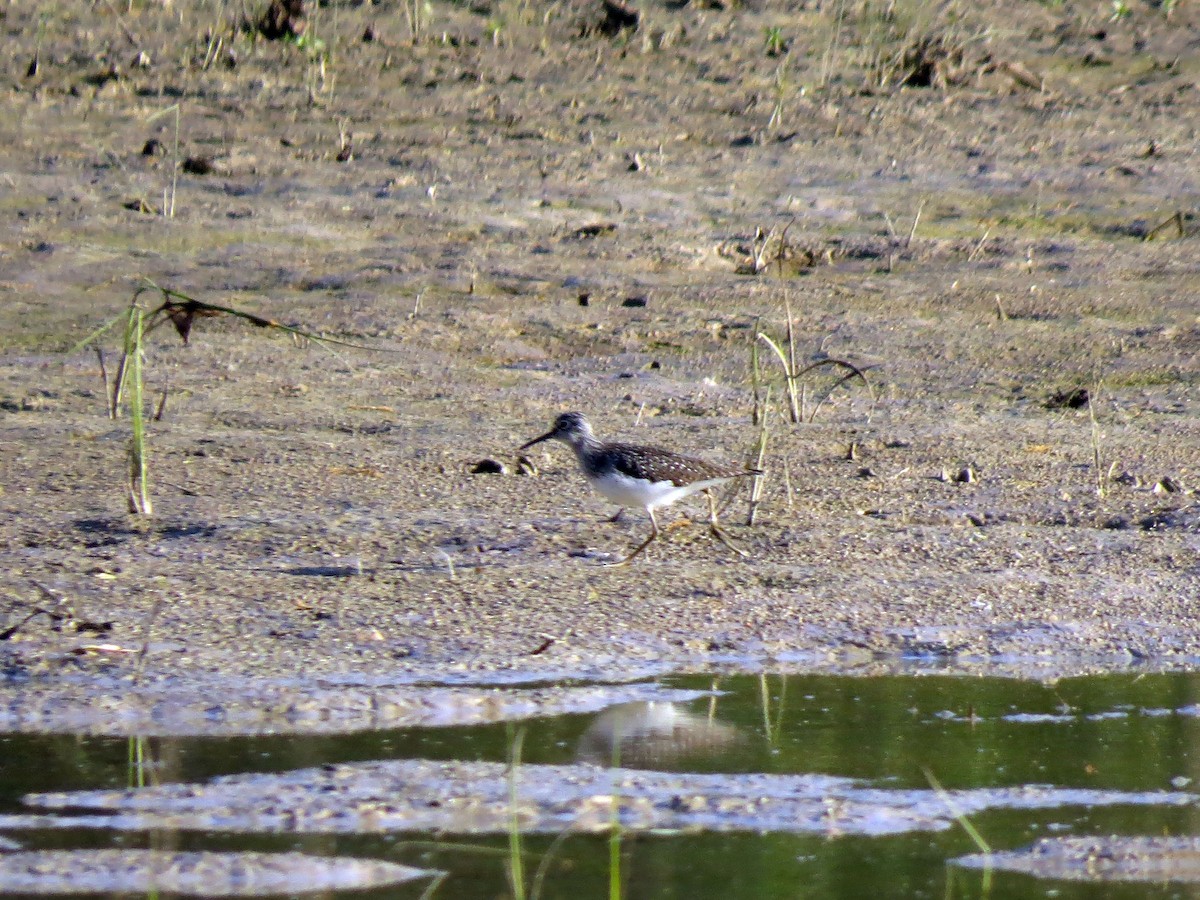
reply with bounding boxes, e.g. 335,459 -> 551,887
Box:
125,302 -> 151,515
756,330 -> 876,424
74,279 -> 394,518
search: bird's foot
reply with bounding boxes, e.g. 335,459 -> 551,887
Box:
709,524 -> 750,558
602,532 -> 659,567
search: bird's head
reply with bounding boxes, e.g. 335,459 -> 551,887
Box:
520,411 -> 593,450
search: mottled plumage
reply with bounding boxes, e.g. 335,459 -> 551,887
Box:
520,412 -> 759,564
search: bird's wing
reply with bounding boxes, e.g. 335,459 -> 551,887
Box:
610,443 -> 742,486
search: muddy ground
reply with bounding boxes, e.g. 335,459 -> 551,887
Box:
1,0 -> 1199,709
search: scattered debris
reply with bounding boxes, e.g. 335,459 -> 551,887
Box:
181,156 -> 215,175
1045,388 -> 1089,410
258,0 -> 307,41
993,59 -> 1045,92
570,223 -> 618,240
598,0 -> 639,36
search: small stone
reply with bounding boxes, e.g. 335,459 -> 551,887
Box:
1045,388 -> 1089,410
182,156 -> 214,175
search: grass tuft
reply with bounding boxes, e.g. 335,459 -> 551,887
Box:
74,279 -> 394,517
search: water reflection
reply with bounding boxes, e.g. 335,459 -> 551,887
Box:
576,701 -> 742,768
5,673 -> 1200,900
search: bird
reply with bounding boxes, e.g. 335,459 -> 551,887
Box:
520,411 -> 761,565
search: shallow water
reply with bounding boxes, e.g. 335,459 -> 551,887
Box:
2,672 -> 1200,897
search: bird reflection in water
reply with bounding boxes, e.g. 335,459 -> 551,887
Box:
576,701 -> 742,768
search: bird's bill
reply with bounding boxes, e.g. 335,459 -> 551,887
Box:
519,429 -> 556,450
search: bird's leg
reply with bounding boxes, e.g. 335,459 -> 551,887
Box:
706,490 -> 749,558
606,508 -> 625,524
607,508 -> 660,567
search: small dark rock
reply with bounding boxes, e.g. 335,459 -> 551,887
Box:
622,296 -> 648,308
84,65 -> 121,88
571,223 -> 618,239
142,138 -> 165,156
953,466 -> 977,484
472,459 -> 507,475
182,156 -> 214,175
259,0 -> 306,40
598,0 -> 639,35
1140,507 -> 1200,532
1045,388 -> 1089,409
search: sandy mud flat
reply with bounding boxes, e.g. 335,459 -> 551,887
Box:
1,0 -> 1198,715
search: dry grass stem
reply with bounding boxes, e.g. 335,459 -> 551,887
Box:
747,386 -> 770,527
1087,385 -> 1111,499
967,226 -> 991,262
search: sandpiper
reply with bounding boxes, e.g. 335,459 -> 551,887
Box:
520,412 -> 760,565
